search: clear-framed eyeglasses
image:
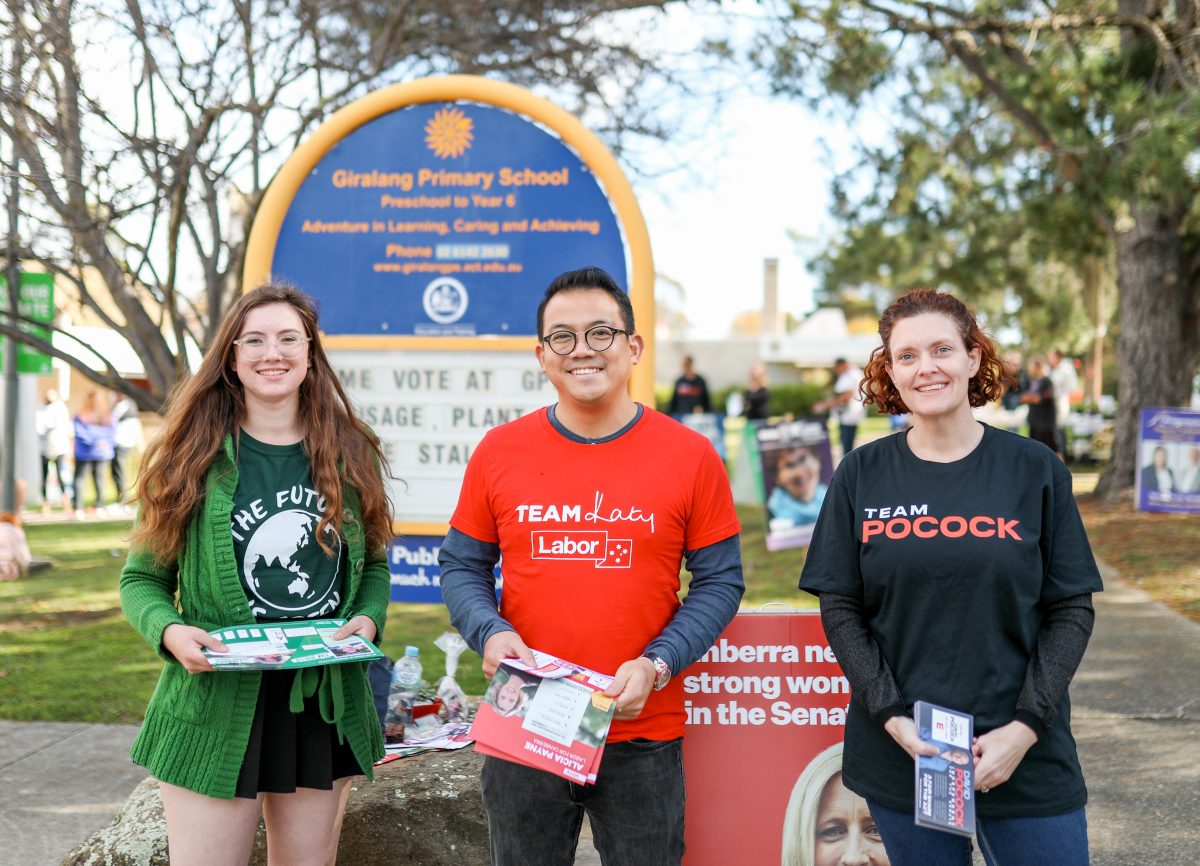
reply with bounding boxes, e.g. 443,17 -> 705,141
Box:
541,324 -> 631,355
232,331 -> 312,361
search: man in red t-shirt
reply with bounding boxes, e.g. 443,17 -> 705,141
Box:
440,267 -> 744,866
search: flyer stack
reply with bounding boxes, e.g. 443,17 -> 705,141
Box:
470,649 -> 617,785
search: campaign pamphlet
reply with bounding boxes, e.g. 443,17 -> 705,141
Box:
377,720 -> 475,763
913,700 -> 976,837
201,618 -> 383,670
469,649 -> 616,785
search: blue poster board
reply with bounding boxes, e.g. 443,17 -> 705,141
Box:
1136,408 -> 1200,513
271,102 -> 626,336
389,534 -> 502,603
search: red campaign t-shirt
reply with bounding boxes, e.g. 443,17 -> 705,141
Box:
450,406 -> 740,741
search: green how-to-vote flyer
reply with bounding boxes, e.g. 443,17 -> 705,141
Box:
202,618 -> 383,671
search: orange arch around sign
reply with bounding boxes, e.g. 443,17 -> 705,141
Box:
242,75 -> 654,403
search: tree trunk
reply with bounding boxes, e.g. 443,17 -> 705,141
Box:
1095,207 -> 1192,497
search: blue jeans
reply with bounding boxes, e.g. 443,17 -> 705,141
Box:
868,800 -> 1089,866
480,738 -> 685,866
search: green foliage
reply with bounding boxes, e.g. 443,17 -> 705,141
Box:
760,0 -> 1200,356
769,383 -> 828,418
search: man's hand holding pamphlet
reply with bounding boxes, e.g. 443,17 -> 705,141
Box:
913,700 -> 976,836
201,618 -> 383,670
470,649 -> 617,785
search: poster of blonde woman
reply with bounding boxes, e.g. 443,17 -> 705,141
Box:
681,614 -> 855,865
782,742 -> 890,866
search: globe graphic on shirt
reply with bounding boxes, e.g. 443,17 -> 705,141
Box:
243,508 -> 341,614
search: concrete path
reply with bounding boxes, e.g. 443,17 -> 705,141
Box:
2,565 -> 1196,865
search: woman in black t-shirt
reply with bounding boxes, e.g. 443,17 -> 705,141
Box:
800,289 -> 1102,866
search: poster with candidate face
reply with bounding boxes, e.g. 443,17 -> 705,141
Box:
683,614 -> 887,866
1136,408 -> 1200,514
756,420 -> 834,550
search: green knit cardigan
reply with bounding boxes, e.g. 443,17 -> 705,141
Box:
119,434 -> 390,798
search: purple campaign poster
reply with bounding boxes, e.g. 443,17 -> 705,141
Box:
1136,408 -> 1200,513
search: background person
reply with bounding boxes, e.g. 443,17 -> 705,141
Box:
440,267 -> 744,866
119,283 -> 394,866
814,358 -> 866,457
667,354 -> 712,416
781,741 -> 889,866
71,390 -> 115,517
0,512 -> 32,581
800,289 -> 1102,866
109,391 -> 144,507
1020,356 -> 1058,456
766,445 -> 828,528
744,362 -> 771,422
35,389 -> 72,512
1047,349 -> 1078,457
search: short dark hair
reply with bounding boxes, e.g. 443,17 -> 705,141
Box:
536,267 -> 634,338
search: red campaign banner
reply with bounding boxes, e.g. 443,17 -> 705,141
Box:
682,612 -> 858,866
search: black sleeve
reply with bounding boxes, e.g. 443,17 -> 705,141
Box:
819,592 -> 907,723
1013,593 -> 1095,736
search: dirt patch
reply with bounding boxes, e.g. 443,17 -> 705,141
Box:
1079,493 -> 1200,623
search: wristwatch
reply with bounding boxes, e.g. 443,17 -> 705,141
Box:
643,655 -> 672,691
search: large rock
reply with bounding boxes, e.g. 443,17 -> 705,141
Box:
62,748 -> 490,866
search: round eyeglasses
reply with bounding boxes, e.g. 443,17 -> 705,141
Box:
541,325 -> 631,355
232,332 -> 312,361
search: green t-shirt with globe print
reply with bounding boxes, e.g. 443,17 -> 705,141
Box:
231,432 -> 346,621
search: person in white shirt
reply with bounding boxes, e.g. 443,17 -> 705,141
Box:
34,389 -> 72,511
1047,349 -> 1078,456
815,358 -> 866,457
1178,446 -> 1200,494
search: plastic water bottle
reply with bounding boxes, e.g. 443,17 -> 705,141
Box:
385,646 -> 422,742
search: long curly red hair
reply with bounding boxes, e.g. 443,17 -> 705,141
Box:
861,289 -> 1016,415
131,283 -> 395,564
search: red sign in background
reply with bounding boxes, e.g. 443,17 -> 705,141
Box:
682,612 -> 850,865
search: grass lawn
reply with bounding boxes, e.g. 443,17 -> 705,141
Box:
2,486 -> 1193,724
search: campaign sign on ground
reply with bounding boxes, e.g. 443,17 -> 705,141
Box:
270,102 -> 626,336
0,272 -> 54,374
1136,408 -> 1200,513
679,412 -> 726,460
682,613 -> 853,866
756,420 -> 834,550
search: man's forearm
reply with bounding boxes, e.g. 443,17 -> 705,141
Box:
437,527 -> 514,655
643,535 -> 744,674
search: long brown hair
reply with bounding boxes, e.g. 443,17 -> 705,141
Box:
861,289 -> 1015,414
132,283 -> 395,563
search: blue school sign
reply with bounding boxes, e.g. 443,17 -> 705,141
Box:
266,102 -> 626,337
244,77 -> 655,602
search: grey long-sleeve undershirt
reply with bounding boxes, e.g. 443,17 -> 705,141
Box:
818,591 -> 1095,736
439,527 -> 744,676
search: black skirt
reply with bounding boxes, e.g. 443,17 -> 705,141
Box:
235,669 -> 363,799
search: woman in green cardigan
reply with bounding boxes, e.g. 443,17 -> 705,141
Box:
120,283 -> 395,866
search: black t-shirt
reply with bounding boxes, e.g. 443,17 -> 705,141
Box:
744,387 -> 770,421
1026,375 -> 1056,433
232,432 -> 346,621
800,424 -> 1102,817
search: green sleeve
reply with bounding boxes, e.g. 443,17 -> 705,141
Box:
119,546 -> 186,662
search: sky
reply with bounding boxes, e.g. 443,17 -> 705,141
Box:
633,92 -> 835,339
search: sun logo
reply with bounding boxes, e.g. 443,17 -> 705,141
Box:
424,107 -> 473,159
